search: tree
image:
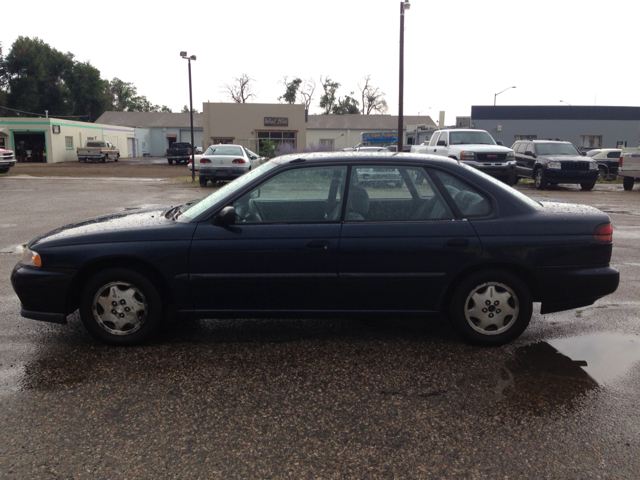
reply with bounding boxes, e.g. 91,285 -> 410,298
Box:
359,75 -> 388,115
319,76 -> 340,115
278,77 -> 302,104
299,78 -> 316,113
332,94 -> 360,115
160,105 -> 172,113
222,73 -> 256,103
181,105 -> 199,113
65,61 -> 111,121
4,37 -> 74,117
108,78 -> 139,111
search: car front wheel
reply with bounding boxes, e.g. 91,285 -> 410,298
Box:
449,270 -> 533,346
623,176 -> 635,191
581,182 -> 596,191
534,169 -> 547,190
79,268 -> 163,345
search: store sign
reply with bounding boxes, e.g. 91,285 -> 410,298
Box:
362,132 -> 398,144
52,125 -> 61,134
264,117 -> 288,126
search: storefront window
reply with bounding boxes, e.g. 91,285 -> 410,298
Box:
257,131 -> 296,150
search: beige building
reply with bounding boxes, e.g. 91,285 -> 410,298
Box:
203,103 -> 307,153
306,114 -> 436,150
0,117 -> 134,163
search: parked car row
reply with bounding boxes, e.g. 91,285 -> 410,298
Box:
11,151 -> 619,347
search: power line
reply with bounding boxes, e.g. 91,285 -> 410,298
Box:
0,105 -> 90,119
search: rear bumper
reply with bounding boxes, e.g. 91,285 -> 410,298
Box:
199,167 -> 250,180
536,265 -> 619,314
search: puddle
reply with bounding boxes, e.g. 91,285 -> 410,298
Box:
549,332 -> 640,385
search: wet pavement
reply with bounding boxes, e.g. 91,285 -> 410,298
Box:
1,174 -> 639,478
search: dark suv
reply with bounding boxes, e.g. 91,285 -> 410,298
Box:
512,140 -> 599,190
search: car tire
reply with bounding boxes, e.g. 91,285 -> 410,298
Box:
168,159 -> 174,165
580,182 -> 596,191
199,176 -> 208,187
102,155 -> 108,163
0,167 -> 9,174
534,168 -> 547,190
597,165 -> 607,181
623,176 -> 634,191
115,154 -> 120,162
79,268 -> 163,345
448,269 -> 533,346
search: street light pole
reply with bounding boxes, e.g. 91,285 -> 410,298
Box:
493,86 -> 516,106
181,51 -> 197,183
397,0 -> 410,153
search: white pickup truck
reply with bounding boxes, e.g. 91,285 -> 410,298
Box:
0,147 -> 16,174
77,140 -> 120,163
618,146 -> 640,191
411,128 -> 517,185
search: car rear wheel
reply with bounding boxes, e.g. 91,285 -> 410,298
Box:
199,176 -> 208,187
623,176 -> 635,191
534,169 -> 547,190
449,269 -> 532,346
168,159 -> 174,165
580,182 -> 596,191
79,268 -> 163,345
102,155 -> 108,163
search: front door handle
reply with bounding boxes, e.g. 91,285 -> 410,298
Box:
306,240 -> 330,250
445,238 -> 469,248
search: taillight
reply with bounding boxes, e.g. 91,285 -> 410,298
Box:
166,149 -> 169,154
200,158 -> 211,163
232,159 -> 246,164
187,148 -> 191,155
619,156 -> 623,167
594,223 -> 613,243
188,158 -> 192,164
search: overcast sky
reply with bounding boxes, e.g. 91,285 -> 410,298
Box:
4,0 -> 639,125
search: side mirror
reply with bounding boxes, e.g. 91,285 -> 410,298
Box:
212,206 -> 236,226
437,140 -> 447,146
581,151 -> 586,156
496,141 -> 503,146
524,150 -> 536,158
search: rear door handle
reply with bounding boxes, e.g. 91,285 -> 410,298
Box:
306,240 -> 330,250
445,238 -> 469,248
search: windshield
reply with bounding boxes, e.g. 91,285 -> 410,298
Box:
536,143 -> 580,156
204,146 -> 244,156
177,161 -> 277,221
449,131 -> 496,145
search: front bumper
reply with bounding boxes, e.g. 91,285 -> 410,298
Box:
535,265 -> 619,314
465,161 -> 516,180
10,263 -> 75,324
544,168 -> 599,184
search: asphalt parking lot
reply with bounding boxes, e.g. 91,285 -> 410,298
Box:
1,161 -> 639,478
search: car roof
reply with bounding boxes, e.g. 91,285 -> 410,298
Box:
520,139 -> 572,144
269,151 -> 460,168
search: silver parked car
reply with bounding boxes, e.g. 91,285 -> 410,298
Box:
193,145 -> 264,186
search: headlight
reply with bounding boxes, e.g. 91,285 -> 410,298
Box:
21,247 -> 42,267
460,151 -> 475,161
547,161 -> 562,169
506,151 -> 515,161
589,162 -> 598,170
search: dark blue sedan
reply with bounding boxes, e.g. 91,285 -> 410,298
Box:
11,152 -> 619,346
